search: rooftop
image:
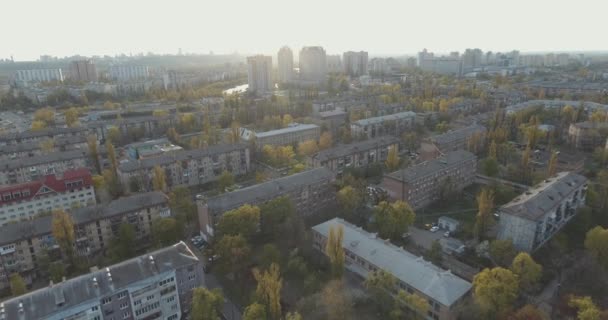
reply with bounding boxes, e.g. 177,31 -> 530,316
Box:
500,172 -> 587,221
431,124 -> 486,145
312,137 -> 399,162
0,242 -> 198,320
205,168 -> 334,212
254,123 -> 320,138
312,218 -> 472,306
353,111 -> 416,126
118,143 -> 248,172
0,169 -> 92,206
386,150 -> 476,183
0,191 -> 168,244
0,135 -> 87,155
1,150 -> 88,171
0,127 -> 87,143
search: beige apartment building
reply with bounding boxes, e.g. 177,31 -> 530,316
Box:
0,150 -> 90,186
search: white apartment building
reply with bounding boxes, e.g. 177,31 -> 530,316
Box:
299,46 -> 327,84
0,169 -> 95,225
247,55 -> 273,94
15,68 -> 64,83
109,65 -> 150,81
351,111 -> 416,139
343,51 -> 368,76
277,46 -> 294,83
326,54 -> 342,73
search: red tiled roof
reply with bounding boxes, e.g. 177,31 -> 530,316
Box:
0,168 -> 92,206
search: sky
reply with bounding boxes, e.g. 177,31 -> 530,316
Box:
3,0 -> 607,61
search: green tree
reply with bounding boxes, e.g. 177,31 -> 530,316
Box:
385,145 -> 401,171
337,186 -> 362,219
547,151 -> 558,177
259,196 -> 294,240
285,312 -> 303,320
152,218 -> 182,247
107,127 -> 121,145
260,244 -> 280,269
319,132 -> 333,150
254,263 -> 282,320
472,267 -> 519,317
322,280 -> 353,320
489,239 -> 516,267
217,170 -> 234,192
373,201 -> 416,241
392,289 -> 430,320
511,252 -> 542,292
87,135 -> 101,173
584,226 -> 608,269
243,302 -> 267,320
109,224 -> 136,262
9,273 -> 26,296
106,142 -> 118,175
426,240 -> 443,265
152,165 -> 167,192
49,262 -> 65,283
52,209 -> 75,260
191,287 -> 224,320
481,157 -> 499,177
169,186 -> 196,224
569,296 -> 601,320
326,225 -> 345,278
365,269 -> 396,314
217,204 -> 260,239
215,234 -> 251,276
475,188 -> 494,240
64,107 -> 80,127
511,305 -> 547,320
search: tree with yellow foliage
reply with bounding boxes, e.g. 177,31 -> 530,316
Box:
298,140 -> 319,157
319,132 -> 333,150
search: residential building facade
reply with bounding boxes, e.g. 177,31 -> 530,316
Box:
109,65 -> 150,81
247,55 -> 273,94
567,121 -> 608,151
0,134 -> 87,161
0,169 -> 95,225
312,218 -> 472,320
69,60 -> 98,82
15,68 -> 64,83
497,172 -> 587,252
0,192 -> 170,289
277,46 -> 294,83
0,241 -> 201,320
381,150 -> 477,209
299,46 -> 327,84
430,124 -> 486,153
351,111 -> 416,139
241,123 -> 321,149
308,137 -> 400,174
198,168 -> 336,239
0,127 -> 88,146
343,51 -> 368,77
0,150 -> 90,186
118,144 -> 251,191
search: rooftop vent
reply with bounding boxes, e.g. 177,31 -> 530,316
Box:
18,302 -> 23,314
149,255 -> 155,265
106,267 -> 112,282
92,277 -> 98,287
49,280 -> 54,287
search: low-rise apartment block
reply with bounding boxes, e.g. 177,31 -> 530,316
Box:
567,121 -> 608,151
198,168 -> 335,239
308,137 -> 400,174
430,124 -> 486,153
312,218 -> 472,320
118,144 -> 250,191
0,169 -> 95,225
0,150 -> 90,186
351,111 -> 416,139
241,123 -> 321,149
0,127 -> 88,146
381,150 -> 477,209
0,241 -> 202,320
0,135 -> 87,161
0,192 -> 170,289
497,172 -> 587,252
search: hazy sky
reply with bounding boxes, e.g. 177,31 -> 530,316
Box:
4,0 -> 606,61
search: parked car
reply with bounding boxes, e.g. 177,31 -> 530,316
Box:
443,231 -> 450,237
430,226 -> 440,232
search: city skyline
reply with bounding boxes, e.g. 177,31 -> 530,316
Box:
3,0 -> 606,61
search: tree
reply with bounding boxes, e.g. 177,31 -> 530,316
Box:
472,267 -> 519,317
569,296 -> 601,320
243,302 -> 267,320
64,107 -> 80,127
322,280 -> 353,320
475,188 -> 494,240
489,239 -> 516,267
167,127 -> 180,144
393,289 -> 430,320
228,121 -> 241,144
217,204 -> 261,239
511,305 -> 547,320
102,169 -> 123,198
106,142 -> 118,175
87,135 -> 101,173
217,170 -> 234,192
152,218 -> 182,247
282,114 -> 294,127
259,196 -> 294,240
9,273 -> 26,296
109,224 -> 136,261
489,140 -> 498,160
152,165 -> 167,192
298,139 -> 319,157
191,287 -> 224,320
337,186 -> 362,219
547,151 -> 558,177
319,132 -> 333,150
52,209 -> 75,259
253,263 -> 282,320
326,225 -> 345,278
49,262 -> 65,283
285,312 -> 303,320
426,240 -> 443,265
107,127 -> 121,145
34,107 -> 55,125
481,157 -> 499,177
260,244 -> 280,269
39,138 -> 55,153
511,252 -> 542,292
584,226 -> 608,269
31,120 -> 47,130
385,146 -> 400,171
215,234 -> 251,276
373,201 -> 416,241
521,145 -> 531,183
365,270 -> 396,314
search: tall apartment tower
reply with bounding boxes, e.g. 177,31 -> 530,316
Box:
462,48 -> 483,70
343,51 -> 369,77
69,59 -> 98,82
277,46 -> 294,83
299,46 -> 327,84
247,55 -> 273,94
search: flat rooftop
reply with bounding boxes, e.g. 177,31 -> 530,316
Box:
386,150 -> 476,183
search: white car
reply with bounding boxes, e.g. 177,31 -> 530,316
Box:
444,231 -> 450,237
430,226 -> 440,233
